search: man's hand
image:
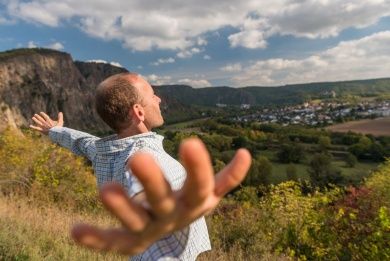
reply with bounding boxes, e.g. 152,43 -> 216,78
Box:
30,112 -> 64,135
71,138 -> 252,255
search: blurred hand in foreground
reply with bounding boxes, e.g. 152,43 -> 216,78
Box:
71,137 -> 252,255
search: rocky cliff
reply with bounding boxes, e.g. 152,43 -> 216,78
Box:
0,48 -> 127,133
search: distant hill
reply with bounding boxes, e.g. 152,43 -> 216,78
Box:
155,78 -> 390,107
1,48 -> 389,132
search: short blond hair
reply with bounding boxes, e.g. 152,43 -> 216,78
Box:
95,73 -> 140,132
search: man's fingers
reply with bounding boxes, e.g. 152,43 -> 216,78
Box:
33,113 -> 46,124
31,117 -> 44,126
40,112 -> 52,123
29,125 -> 43,131
99,183 -> 150,232
58,112 -> 64,126
71,224 -> 146,255
214,148 -> 251,197
129,153 -> 175,217
179,138 -> 214,207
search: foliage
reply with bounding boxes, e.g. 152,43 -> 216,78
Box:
245,156 -> 273,186
209,160 -> 390,260
0,129 -> 99,212
349,137 -> 387,161
0,126 -> 389,260
345,153 -> 358,167
277,143 -> 306,163
308,153 -> 344,188
286,164 -> 298,181
318,135 -> 331,151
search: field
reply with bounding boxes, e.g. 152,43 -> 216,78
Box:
326,117 -> 390,136
265,157 -> 377,185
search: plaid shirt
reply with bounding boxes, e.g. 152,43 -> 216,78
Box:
49,127 -> 211,260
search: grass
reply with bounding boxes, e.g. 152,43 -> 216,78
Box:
271,163 -> 309,184
269,161 -> 379,185
0,195 -> 126,261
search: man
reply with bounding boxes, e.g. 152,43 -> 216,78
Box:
30,73 -> 251,260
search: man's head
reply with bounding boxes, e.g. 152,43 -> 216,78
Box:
95,73 -> 163,133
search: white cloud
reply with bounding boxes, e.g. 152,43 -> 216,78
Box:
220,63 -> 242,72
178,78 -> 211,88
230,31 -> 390,86
197,37 -> 207,46
228,30 -> 267,49
86,59 -> 123,68
228,17 -> 270,49
4,0 -> 390,51
177,47 -> 202,59
45,41 -> 64,50
27,41 -> 37,48
109,61 -> 123,68
143,74 -> 211,88
86,59 -> 107,63
151,57 -> 175,66
144,74 -> 172,85
203,55 -> 211,60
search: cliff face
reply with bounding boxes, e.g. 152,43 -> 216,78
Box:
0,49 -> 127,133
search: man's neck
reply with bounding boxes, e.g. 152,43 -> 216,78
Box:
117,124 -> 150,139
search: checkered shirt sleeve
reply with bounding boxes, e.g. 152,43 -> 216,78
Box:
48,126 -> 98,162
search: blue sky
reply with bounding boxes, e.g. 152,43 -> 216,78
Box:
1,0 -> 390,88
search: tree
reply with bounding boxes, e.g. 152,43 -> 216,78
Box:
245,156 -> 273,186
307,153 -> 344,188
277,143 -> 305,163
286,164 -> 298,181
257,156 -> 273,185
369,143 -> 385,162
345,153 -> 357,168
318,136 -> 331,151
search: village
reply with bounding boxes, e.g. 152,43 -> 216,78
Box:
231,99 -> 390,126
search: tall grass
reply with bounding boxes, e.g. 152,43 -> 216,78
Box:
0,195 -> 125,260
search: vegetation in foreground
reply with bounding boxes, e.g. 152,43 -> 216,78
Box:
0,127 -> 389,260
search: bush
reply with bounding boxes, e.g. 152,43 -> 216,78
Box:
277,143 -> 305,163
0,129 -> 99,212
286,164 -> 298,181
345,153 -> 358,167
308,153 -> 344,188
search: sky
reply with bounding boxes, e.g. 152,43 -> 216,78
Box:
1,0 -> 390,88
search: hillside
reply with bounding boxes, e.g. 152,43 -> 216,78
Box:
0,48 -> 128,133
155,78 -> 390,107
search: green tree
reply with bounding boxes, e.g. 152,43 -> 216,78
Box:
318,136 -> 331,151
277,143 -> 305,163
245,156 -> 273,186
345,153 -> 358,168
286,164 -> 298,181
308,153 -> 344,188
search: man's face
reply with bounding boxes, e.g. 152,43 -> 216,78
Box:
133,76 -> 164,130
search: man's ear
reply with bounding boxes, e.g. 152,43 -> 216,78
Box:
132,104 -> 145,122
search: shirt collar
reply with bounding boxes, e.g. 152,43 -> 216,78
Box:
95,132 -> 163,154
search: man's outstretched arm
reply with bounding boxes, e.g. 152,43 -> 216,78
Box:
72,137 -> 252,255
30,112 -> 98,161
